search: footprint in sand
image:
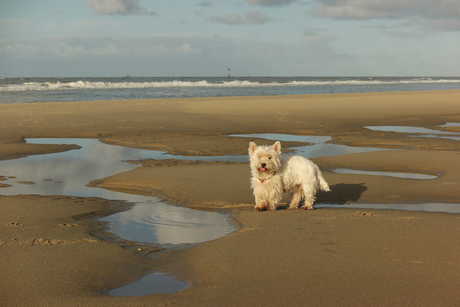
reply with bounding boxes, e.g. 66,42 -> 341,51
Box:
6,222 -> 25,227
352,211 -> 375,217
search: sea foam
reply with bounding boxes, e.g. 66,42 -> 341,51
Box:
2,78 -> 460,92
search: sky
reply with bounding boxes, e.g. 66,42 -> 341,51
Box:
0,0 -> 459,77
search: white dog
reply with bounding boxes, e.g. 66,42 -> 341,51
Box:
249,141 -> 330,211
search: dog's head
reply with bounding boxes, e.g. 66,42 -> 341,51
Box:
248,141 -> 282,175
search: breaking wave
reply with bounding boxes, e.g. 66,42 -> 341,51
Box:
2,77 -> 460,92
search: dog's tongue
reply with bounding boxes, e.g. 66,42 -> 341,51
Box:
259,167 -> 266,172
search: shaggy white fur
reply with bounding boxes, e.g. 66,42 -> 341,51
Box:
249,141 -> 330,211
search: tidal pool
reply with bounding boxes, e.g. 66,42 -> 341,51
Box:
108,273 -> 188,297
232,133 -> 390,158
332,168 -> 439,180
365,122 -> 460,141
0,138 -> 237,246
101,201 -> 235,245
0,138 -> 237,296
438,122 -> 460,128
316,203 -> 460,214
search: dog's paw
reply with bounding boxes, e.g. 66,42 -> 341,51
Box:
301,206 -> 314,210
254,204 -> 267,211
254,207 -> 267,211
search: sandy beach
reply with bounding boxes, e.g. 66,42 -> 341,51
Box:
1,90 -> 460,306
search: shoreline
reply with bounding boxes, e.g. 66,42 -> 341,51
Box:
1,90 -> 460,306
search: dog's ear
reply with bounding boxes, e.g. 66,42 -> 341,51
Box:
272,141 -> 281,154
249,142 -> 257,155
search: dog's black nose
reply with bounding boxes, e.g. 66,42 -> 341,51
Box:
261,163 -> 266,167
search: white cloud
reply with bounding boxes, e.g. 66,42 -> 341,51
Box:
84,0 -> 155,15
208,13 -> 244,25
0,18 -> 34,38
197,1 -> 213,7
1,32 -> 457,77
150,42 -> 203,57
245,0 -> 299,7
402,17 -> 460,33
0,36 -> 124,59
55,42 -> 86,57
45,19 -> 124,35
180,44 -> 202,54
301,28 -> 350,61
91,42 -> 119,55
302,28 -> 334,44
0,42 -> 40,57
0,36 -> 208,62
208,11 -> 274,25
308,0 -> 460,33
309,0 -> 460,20
245,11 -> 274,24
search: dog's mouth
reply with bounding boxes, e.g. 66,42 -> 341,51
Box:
259,167 -> 266,172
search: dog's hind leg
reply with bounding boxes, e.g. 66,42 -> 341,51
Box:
287,184 -> 302,209
266,201 -> 278,211
300,183 -> 316,210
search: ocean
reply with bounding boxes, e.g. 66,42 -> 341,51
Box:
1,76 -> 460,104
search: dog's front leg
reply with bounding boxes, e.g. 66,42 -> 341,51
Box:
266,200 -> 278,211
254,201 -> 268,211
253,193 -> 269,211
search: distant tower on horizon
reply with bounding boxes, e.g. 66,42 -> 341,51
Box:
228,68 -> 231,77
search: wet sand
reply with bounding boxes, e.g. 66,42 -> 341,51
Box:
1,90 -> 460,306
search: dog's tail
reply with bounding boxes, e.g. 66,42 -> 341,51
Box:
316,166 -> 331,192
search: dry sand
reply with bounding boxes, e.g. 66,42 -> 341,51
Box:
1,90 -> 459,306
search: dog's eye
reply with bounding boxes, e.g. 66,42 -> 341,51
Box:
268,156 -> 271,159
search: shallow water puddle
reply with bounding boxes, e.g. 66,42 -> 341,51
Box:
332,168 -> 439,180
101,201 -> 235,245
0,138 -> 236,245
238,134 -> 441,179
231,133 -> 390,158
108,273 -> 188,297
1,139 -> 217,197
439,122 -> 460,128
365,122 -> 460,141
0,138 -> 237,296
316,203 -> 460,214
